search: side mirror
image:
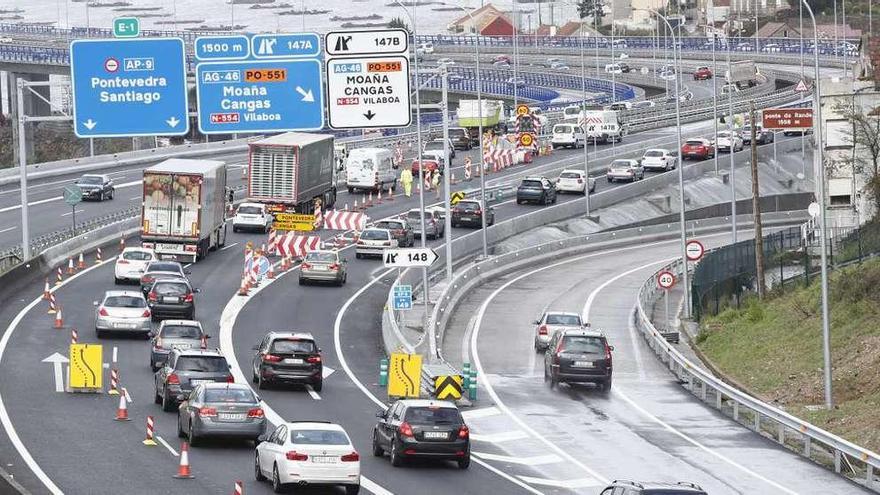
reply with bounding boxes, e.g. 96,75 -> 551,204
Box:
256,433 -> 268,444
192,288 -> 201,293
609,345 -> 615,351
533,319 -> 540,325
204,334 -> 212,339
93,301 -> 99,306
376,411 -> 387,419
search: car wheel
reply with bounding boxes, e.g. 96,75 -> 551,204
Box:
177,415 -> 185,438
312,379 -> 323,392
348,187 -> 354,194
457,453 -> 470,469
390,441 -> 404,467
601,377 -> 613,392
99,191 -> 105,201
356,253 -> 362,259
154,386 -> 162,405
255,453 -> 267,481
114,276 -> 122,285
346,484 -> 361,495
534,339 -> 541,352
109,190 -> 114,200
96,329 -> 105,339
607,177 -> 612,183
551,195 -> 557,204
516,199 -> 523,205
257,373 -> 268,390
550,371 -> 558,389
188,422 -> 199,447
272,464 -> 284,493
161,390 -> 175,412
298,277 -> 305,286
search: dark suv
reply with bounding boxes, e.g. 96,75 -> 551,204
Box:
147,277 -> 198,320
451,200 -> 495,228
374,218 -> 415,247
251,332 -> 323,391
140,261 -> 188,294
599,480 -> 708,495
516,177 -> 557,205
154,349 -> 233,412
543,329 -> 614,391
448,127 -> 472,150
372,399 -> 470,469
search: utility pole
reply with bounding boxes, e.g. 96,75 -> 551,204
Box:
750,101 -> 766,298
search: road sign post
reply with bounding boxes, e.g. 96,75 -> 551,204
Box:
70,38 -> 189,137
383,248 -> 439,268
63,185 -> 82,235
685,240 -> 705,262
392,284 -> 413,311
657,271 -> 675,331
388,353 -> 422,398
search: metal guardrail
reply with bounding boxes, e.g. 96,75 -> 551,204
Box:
637,259 -> 880,491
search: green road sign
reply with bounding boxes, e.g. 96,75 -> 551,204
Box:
63,185 -> 82,206
113,17 -> 139,38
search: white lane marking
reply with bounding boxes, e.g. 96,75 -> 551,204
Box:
360,477 -> 393,495
627,303 -> 649,381
470,430 -> 530,443
156,435 -> 179,457
460,406 -> 501,420
0,255 -> 118,495
517,476 -> 604,489
128,196 -> 140,201
582,249 -> 801,495
112,346 -> 118,364
219,242 -> 240,251
472,452 -> 563,466
182,263 -> 192,269
124,388 -> 132,404
0,179 -> 141,214
60,209 -> 84,217
305,385 -> 321,400
0,226 -> 16,233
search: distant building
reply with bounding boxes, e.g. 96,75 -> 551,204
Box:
447,3 -> 514,36
755,21 -> 862,39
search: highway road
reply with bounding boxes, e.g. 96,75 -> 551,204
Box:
440,230 -> 870,494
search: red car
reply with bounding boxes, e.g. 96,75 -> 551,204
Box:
693,66 -> 713,80
681,138 -> 715,160
411,158 -> 441,176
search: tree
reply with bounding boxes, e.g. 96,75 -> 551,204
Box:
576,0 -> 604,22
388,17 -> 410,32
835,98 -> 880,216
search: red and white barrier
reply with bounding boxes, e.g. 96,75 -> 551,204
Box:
109,368 -> 120,395
143,416 -> 158,446
267,229 -> 277,255
276,234 -> 321,258
313,207 -> 323,229
322,210 -> 367,231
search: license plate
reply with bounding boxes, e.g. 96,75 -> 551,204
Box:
283,358 -> 304,364
311,456 -> 337,464
313,265 -> 328,271
190,379 -> 211,386
423,431 -> 447,439
172,344 -> 191,350
114,322 -> 136,329
163,296 -> 178,303
218,413 -> 246,421
573,361 -> 594,368
461,216 -> 473,220
157,243 -> 185,252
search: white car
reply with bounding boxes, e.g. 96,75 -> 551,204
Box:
641,148 -> 678,172
506,76 -> 526,87
436,57 -> 454,66
233,202 -> 273,233
534,311 -> 585,350
114,247 -> 157,284
715,131 -> 744,152
551,123 -> 585,149
255,421 -> 360,494
632,100 -> 655,109
356,228 -> 399,259
555,169 -> 595,195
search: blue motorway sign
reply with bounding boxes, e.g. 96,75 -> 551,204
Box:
195,59 -> 324,134
69,38 -> 189,138
251,33 -> 320,59
194,35 -> 250,61
392,284 -> 413,311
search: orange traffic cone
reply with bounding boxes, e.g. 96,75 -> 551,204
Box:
376,188 -> 383,204
267,263 -> 275,280
367,191 -> 373,207
114,388 -> 131,421
450,172 -> 458,185
344,203 -> 350,211
386,185 -> 394,201
353,199 -> 359,211
237,274 -> 249,296
119,236 -> 125,252
281,256 -> 290,271
66,257 -> 75,275
77,252 -> 86,269
53,305 -> 64,329
173,441 -> 195,479
42,278 -> 51,300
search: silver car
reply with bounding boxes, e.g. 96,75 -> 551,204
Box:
176,383 -> 266,446
606,159 -> 644,183
407,208 -> 445,239
355,228 -> 398,259
149,320 -> 208,371
534,311 -> 585,350
94,290 -> 152,338
299,250 -> 347,286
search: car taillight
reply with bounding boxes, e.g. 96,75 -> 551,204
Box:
286,451 -> 308,461
154,337 -> 164,350
474,209 -> 482,216
538,325 -> 548,335
184,293 -> 193,303
356,240 -> 365,245
262,353 -> 282,363
198,407 -> 217,417
605,343 -> 613,361
577,178 -> 583,184
458,425 -> 469,439
329,263 -> 340,271
142,309 -> 151,318
142,275 -> 153,284
382,241 -> 391,246
341,452 -> 360,462
226,375 -> 235,383
200,336 -> 207,349
148,291 -> 158,302
307,355 -> 322,364
399,422 -> 414,438
301,262 -> 312,270
98,308 -> 109,316
247,408 -> 264,418
167,373 -> 180,385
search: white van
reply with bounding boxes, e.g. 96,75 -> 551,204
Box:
604,63 -> 623,74
551,123 -> 585,149
345,148 -> 396,193
563,105 -> 583,122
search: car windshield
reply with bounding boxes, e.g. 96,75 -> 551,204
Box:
270,339 -> 317,353
104,296 -> 146,308
611,160 -> 633,168
161,325 -> 201,338
305,252 -> 337,263
290,430 -> 350,445
352,158 -> 374,170
521,180 -> 542,188
404,406 -> 463,425
175,356 -> 228,372
122,250 -> 153,261
360,230 -> 389,241
449,129 -> 466,137
644,150 -> 664,157
546,314 -> 581,326
457,202 -> 481,211
153,282 -> 189,295
148,263 -> 181,274
718,132 -> 733,138
559,172 -> 581,179
561,335 -> 605,353
204,387 -> 256,403
237,206 -> 262,215
79,176 -> 102,185
554,125 -> 573,133
425,142 -> 444,151
685,140 -> 706,146
375,221 -> 403,230
407,211 -> 433,221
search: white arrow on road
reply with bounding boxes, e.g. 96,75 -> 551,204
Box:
82,119 -> 97,130
42,352 -> 69,393
322,365 -> 335,379
296,86 -> 315,102
166,116 -> 180,128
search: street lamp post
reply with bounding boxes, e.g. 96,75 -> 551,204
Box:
727,25 -> 736,244
711,18 -> 719,175
580,18 -> 591,216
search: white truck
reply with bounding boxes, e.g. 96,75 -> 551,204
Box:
456,99 -> 506,143
725,60 -> 758,88
141,159 -> 228,263
581,110 -> 626,143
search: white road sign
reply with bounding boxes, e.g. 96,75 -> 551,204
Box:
383,248 -> 439,268
325,29 -> 409,56
657,271 -> 675,290
685,240 -> 705,261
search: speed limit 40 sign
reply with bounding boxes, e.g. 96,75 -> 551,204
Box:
657,271 -> 675,290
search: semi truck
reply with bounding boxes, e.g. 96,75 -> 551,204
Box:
246,132 -> 338,215
725,60 -> 758,88
141,158 -> 228,263
582,110 -> 626,143
456,99 -> 507,143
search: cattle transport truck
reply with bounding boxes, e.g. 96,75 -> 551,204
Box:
141,159 -> 228,263
246,132 -> 337,215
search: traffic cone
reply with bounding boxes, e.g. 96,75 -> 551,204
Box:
114,388 -> 131,421
237,274 -> 249,296
77,252 -> 86,269
367,192 -> 373,207
143,416 -> 158,446
95,247 -> 103,264
47,293 -> 57,314
344,203 -> 350,211
53,306 -> 64,329
450,172 -> 458,185
173,441 -> 195,479
353,199 -> 359,211
119,236 -> 125,252
281,256 -> 290,271
376,188 -> 383,204
71,328 -> 78,345
66,257 -> 75,275
387,185 -> 394,201
233,480 -> 244,495
108,368 -> 120,395
55,267 -> 63,286
42,278 -> 51,300
266,263 -> 275,280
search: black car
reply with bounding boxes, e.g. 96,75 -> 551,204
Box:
619,63 -> 632,73
251,332 -> 323,391
543,328 -> 613,391
372,399 -> 470,469
516,177 -> 557,205
147,277 -> 198,320
140,261 -> 189,294
75,174 -> 115,201
374,218 -> 415,247
599,480 -> 707,495
447,127 -> 472,150
741,125 -> 775,145
154,349 -> 233,412
783,127 -> 813,137
451,200 -> 495,228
